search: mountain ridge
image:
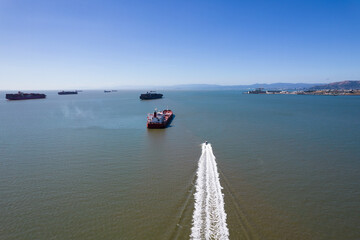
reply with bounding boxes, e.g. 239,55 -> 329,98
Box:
165,83 -> 320,90
310,80 -> 360,90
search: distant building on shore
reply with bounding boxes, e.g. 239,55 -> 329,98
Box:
246,88 -> 266,94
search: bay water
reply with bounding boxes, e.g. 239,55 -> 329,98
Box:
1,90 -> 359,239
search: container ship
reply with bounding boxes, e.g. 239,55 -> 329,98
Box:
147,109 -> 173,129
140,91 -> 163,100
58,91 -> 78,95
6,92 -> 46,100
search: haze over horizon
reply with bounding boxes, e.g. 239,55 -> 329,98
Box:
1,0 -> 360,90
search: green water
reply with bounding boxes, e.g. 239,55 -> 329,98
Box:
1,91 -> 359,239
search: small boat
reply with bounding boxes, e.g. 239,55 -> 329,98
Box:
147,109 -> 173,129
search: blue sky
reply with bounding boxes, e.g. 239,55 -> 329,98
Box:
0,0 -> 359,89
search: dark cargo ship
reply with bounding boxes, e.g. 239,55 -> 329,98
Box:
147,109 -> 173,129
140,91 -> 163,100
6,92 -> 46,100
58,91 -> 78,95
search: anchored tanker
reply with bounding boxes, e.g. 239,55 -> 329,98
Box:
6,91 -> 46,100
140,91 -> 163,100
58,91 -> 78,95
147,109 -> 173,129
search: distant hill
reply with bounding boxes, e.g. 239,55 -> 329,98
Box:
168,83 -> 320,90
241,83 -> 319,90
310,81 -> 360,90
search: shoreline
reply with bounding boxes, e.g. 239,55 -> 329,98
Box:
245,89 -> 360,96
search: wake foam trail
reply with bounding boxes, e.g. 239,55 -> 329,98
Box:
191,143 -> 229,240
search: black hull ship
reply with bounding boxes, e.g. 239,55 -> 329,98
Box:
140,91 -> 163,100
6,92 -> 46,100
58,91 -> 78,95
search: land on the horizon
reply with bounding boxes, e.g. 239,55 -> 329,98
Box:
2,80 -> 360,92
110,80 -> 360,91
244,80 -> 360,96
161,82 -> 321,90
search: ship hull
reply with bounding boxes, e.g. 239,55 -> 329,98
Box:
140,93 -> 163,100
147,123 -> 167,129
6,94 -> 46,100
58,91 -> 78,95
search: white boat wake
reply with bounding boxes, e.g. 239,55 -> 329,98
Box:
190,143 -> 229,240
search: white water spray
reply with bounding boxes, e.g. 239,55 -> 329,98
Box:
190,143 -> 229,240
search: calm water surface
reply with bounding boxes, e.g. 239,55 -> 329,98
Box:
1,91 -> 359,239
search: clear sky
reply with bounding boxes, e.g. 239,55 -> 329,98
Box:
0,0 -> 359,90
